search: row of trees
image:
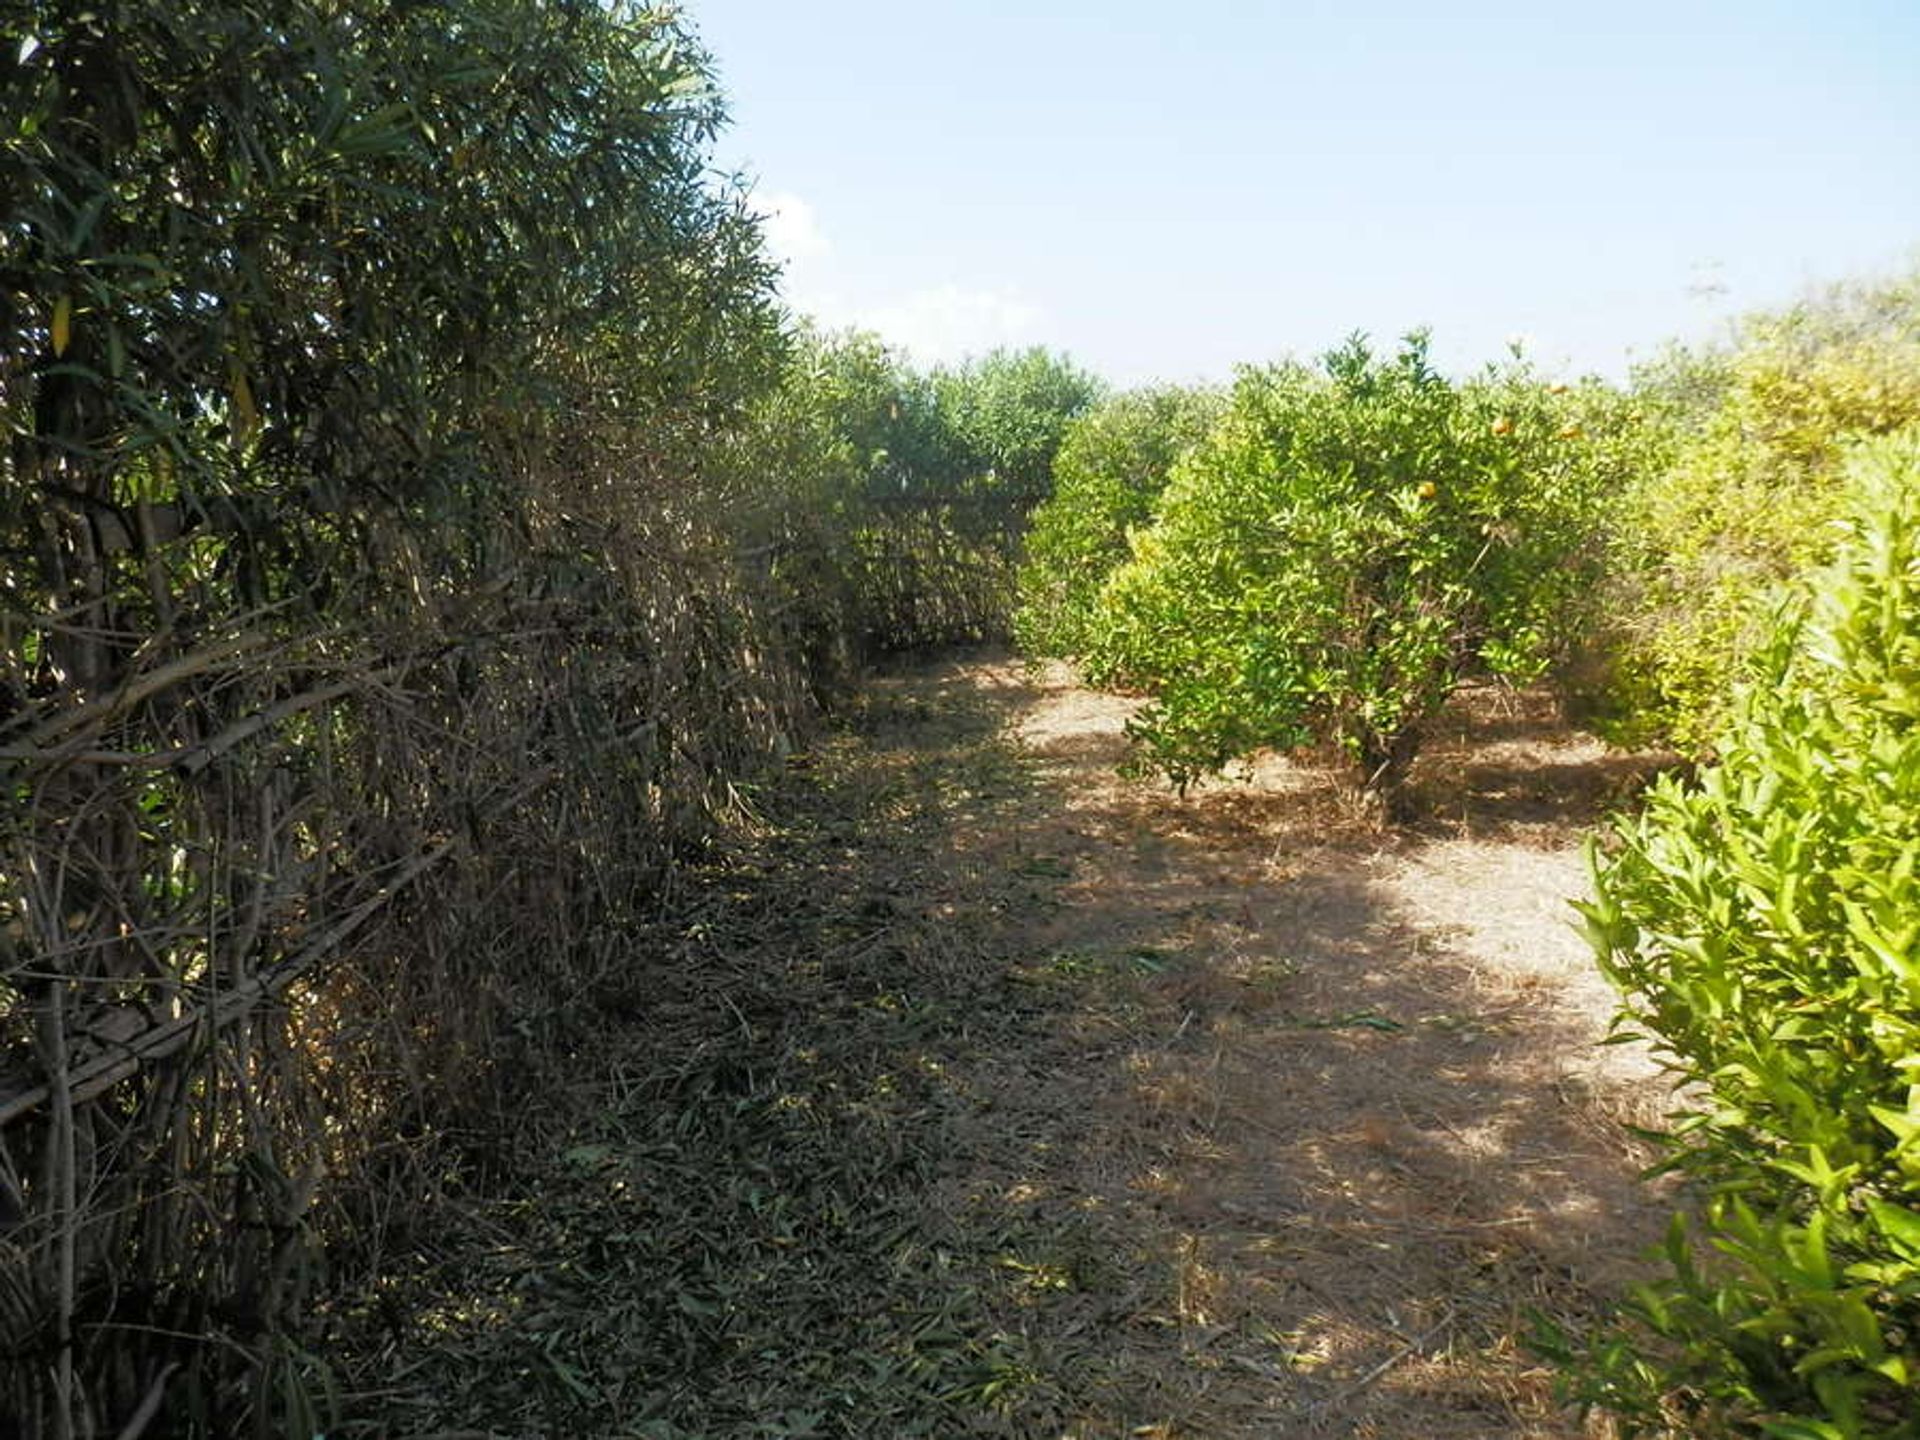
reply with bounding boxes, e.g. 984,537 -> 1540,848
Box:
2,1 -> 787,1431
0,1 -> 1091,1432
716,330 -> 1098,676
1011,273 -> 1920,1437
1015,273 -> 1920,806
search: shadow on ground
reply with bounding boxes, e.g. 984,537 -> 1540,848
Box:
322,652 -> 1676,1439
919,660 -> 1677,1438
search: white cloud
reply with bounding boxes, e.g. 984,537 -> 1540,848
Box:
756,190 -> 830,269
754,189 -> 1044,365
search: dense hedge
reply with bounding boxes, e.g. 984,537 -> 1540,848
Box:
0,5 -> 1073,1432
716,330 -> 1097,670
1562,435 -> 1920,1438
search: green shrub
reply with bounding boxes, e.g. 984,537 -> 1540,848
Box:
1013,384 -> 1224,657
1081,334 -> 1618,814
714,331 -> 1103,666
1566,434 -> 1920,1437
1591,272 -> 1920,752
933,346 -> 1105,525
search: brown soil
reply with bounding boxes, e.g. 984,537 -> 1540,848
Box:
330,650 -> 1683,1439
902,654 -> 1677,1437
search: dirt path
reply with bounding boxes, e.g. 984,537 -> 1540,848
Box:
332,652 -> 1674,1438
960,656 -> 1673,1436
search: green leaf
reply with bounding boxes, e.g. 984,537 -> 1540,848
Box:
1865,1197 -> 1920,1259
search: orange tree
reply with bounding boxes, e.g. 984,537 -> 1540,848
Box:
1558,436 -> 1920,1438
1084,334 -> 1621,815
1587,270 -> 1920,752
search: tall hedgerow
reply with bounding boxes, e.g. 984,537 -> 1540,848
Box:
714,328 -> 932,686
933,346 -> 1105,528
717,331 -> 1103,666
1560,434 -> 1920,1438
0,2 -> 790,1429
1014,384 -> 1224,658
1081,334 -> 1623,815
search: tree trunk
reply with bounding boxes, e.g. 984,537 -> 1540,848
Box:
1356,725 -> 1422,824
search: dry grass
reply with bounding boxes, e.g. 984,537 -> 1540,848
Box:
961,658 -> 1681,1436
321,652 -> 1682,1437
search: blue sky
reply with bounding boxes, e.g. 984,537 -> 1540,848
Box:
684,1 -> 1920,384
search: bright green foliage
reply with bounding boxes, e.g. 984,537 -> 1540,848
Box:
716,331 -> 1087,663
1082,334 -> 1617,810
933,346 -> 1105,523
1014,384 -> 1224,657
1591,272 -> 1920,751
1567,435 -> 1920,1437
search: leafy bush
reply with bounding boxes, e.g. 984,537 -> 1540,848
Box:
716,331 -> 1100,666
1014,384 -> 1224,658
1566,434 -> 1920,1437
1588,272 -> 1920,751
1081,334 -> 1619,814
933,346 -> 1105,524
714,329 -> 925,685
